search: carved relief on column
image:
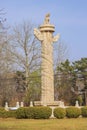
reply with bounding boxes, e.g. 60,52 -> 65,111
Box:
34,14 -> 60,106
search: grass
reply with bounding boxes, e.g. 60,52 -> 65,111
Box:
0,118 -> 87,130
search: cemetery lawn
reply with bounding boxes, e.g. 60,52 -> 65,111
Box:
0,118 -> 87,130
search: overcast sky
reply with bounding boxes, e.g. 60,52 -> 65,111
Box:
1,0 -> 87,62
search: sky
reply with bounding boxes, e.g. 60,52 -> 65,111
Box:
0,0 -> 87,62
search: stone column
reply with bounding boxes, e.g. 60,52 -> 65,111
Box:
34,14 -> 60,106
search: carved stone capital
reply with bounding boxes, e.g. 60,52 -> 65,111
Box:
53,34 -> 60,42
34,28 -> 43,41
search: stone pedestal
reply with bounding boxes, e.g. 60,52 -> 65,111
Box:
34,14 -> 60,106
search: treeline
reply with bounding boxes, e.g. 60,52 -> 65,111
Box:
0,57 -> 87,106
54,58 -> 87,106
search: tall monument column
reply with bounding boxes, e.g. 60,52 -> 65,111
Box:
34,14 -> 60,106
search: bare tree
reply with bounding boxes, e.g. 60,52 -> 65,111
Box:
9,21 -> 41,89
54,39 -> 69,68
0,29 -> 14,75
0,9 -> 12,75
0,9 -> 17,106
53,39 -> 69,101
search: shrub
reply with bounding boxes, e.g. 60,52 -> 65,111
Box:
16,107 -> 27,119
33,107 -> 52,119
0,107 -> 6,118
81,107 -> 87,117
25,107 -> 35,119
6,110 -> 16,118
66,107 -> 81,118
54,107 -> 66,119
16,107 -> 52,119
0,108 -> 16,118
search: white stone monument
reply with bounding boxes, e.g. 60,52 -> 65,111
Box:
5,102 -> 9,111
16,102 -> 20,108
20,102 -> 24,107
34,14 -> 60,106
30,101 -> 33,107
75,100 -> 79,107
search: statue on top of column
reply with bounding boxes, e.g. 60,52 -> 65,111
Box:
44,13 -> 50,24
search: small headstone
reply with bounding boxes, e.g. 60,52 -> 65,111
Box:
20,102 -> 24,107
30,101 -> 33,107
75,100 -> 79,107
16,102 -> 20,108
5,102 -> 9,111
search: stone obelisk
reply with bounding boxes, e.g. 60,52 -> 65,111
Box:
34,14 -> 60,106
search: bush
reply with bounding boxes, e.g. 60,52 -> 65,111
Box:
66,107 -> 81,118
16,107 -> 52,119
25,107 -> 35,119
0,107 -> 6,118
16,107 -> 27,119
6,110 -> 16,118
33,107 -> 52,119
81,107 -> 87,117
54,107 -> 66,119
0,107 -> 16,118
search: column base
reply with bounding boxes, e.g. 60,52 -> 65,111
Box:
34,101 -> 60,106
